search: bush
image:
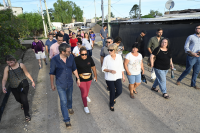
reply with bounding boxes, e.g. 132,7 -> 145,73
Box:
0,9 -> 27,62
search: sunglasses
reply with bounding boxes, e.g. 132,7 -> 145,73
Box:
81,54 -> 87,56
106,41 -> 111,43
107,49 -> 114,52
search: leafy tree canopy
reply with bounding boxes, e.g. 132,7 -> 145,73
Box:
149,10 -> 163,16
52,0 -> 83,23
129,4 -> 139,18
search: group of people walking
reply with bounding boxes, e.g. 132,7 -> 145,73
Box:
2,25 -> 200,129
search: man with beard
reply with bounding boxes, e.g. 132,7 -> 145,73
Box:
136,30 -> 147,58
176,25 -> 200,89
50,43 -> 80,128
147,28 -> 164,82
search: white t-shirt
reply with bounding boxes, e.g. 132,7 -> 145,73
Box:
72,46 -> 80,56
82,38 -> 92,50
102,54 -> 125,81
125,52 -> 142,75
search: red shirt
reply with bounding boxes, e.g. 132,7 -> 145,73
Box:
70,38 -> 78,47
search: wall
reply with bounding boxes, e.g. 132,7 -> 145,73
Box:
110,20 -> 200,65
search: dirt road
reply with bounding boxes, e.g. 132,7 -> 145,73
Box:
0,46 -> 200,133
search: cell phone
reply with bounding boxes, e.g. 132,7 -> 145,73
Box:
94,79 -> 96,82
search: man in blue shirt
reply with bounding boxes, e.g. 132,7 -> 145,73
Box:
45,34 -> 57,55
60,30 -> 70,44
49,43 -> 80,128
177,25 -> 200,89
100,25 -> 108,47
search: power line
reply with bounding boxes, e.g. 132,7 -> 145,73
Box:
111,6 -> 126,18
112,0 -> 121,5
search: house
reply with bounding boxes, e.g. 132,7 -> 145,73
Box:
0,6 -> 23,16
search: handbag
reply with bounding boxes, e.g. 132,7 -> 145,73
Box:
147,48 -> 161,67
79,73 -> 92,79
10,64 -> 29,93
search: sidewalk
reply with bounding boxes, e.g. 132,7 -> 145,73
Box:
0,46 -> 200,133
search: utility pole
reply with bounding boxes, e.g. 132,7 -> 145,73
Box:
101,0 -> 104,27
3,0 -> 7,9
139,0 -> 141,19
7,0 -> 12,9
108,0 -> 111,36
40,0 -> 47,38
94,0 -> 96,23
44,0 -> 52,31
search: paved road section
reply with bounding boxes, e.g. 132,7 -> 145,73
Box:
0,46 -> 200,133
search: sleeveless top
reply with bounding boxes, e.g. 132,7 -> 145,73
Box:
8,63 -> 27,88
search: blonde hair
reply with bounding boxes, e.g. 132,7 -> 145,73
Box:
108,44 -> 118,53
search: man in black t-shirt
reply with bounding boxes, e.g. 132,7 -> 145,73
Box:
60,30 -> 69,44
135,30 -> 146,58
76,31 -> 82,42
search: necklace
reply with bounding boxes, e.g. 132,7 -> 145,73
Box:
163,51 -> 168,54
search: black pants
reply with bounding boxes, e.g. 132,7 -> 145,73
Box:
11,86 -> 30,117
106,79 -> 122,107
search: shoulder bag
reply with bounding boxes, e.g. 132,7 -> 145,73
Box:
147,48 -> 161,67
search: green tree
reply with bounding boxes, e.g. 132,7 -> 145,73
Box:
52,0 -> 83,23
0,9 -> 27,62
149,10 -> 162,16
18,12 -> 43,35
111,12 -> 115,18
0,3 -> 3,6
141,14 -> 154,18
129,4 -> 139,18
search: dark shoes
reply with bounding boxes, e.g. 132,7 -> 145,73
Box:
163,93 -> 170,99
110,106 -> 114,111
192,86 -> 200,89
65,122 -> 71,128
68,109 -> 74,114
151,87 -> 159,92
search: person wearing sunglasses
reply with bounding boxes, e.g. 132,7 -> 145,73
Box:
124,43 -> 144,99
75,46 -> 97,114
72,41 -> 82,57
102,44 -> 125,111
176,25 -> 200,89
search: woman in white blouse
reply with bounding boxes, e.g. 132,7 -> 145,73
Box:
102,44 -> 125,111
82,33 -> 93,56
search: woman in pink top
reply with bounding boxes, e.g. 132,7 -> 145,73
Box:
81,31 -> 84,38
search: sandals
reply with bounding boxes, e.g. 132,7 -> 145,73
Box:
133,90 -> 138,94
25,116 -> 31,122
130,94 -> 135,99
163,93 -> 170,99
21,104 -> 24,110
151,87 -> 159,92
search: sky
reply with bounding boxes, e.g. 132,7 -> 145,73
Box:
3,0 -> 200,19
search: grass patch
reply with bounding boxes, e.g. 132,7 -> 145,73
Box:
123,50 -> 130,54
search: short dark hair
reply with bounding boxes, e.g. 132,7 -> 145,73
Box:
159,38 -> 170,49
107,37 -> 113,40
132,43 -> 140,50
5,55 -> 16,62
196,25 -> 200,28
56,32 -> 64,39
80,46 -> 87,54
157,28 -> 163,32
49,33 -> 54,36
103,25 -> 107,27
59,43 -> 71,53
91,31 -> 94,33
89,29 -> 92,30
141,30 -> 147,34
77,41 -> 82,45
114,36 -> 122,43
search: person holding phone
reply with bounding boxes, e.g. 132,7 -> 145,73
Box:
2,55 -> 35,122
74,46 -> 97,114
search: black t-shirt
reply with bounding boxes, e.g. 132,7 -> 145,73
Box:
76,35 -> 82,42
75,56 -> 95,81
63,33 -> 69,43
136,35 -> 144,52
152,47 -> 172,70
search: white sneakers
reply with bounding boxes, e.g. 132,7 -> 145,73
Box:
86,97 -> 91,102
84,107 -> 90,114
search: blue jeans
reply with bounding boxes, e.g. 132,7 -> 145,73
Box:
87,49 -> 92,56
101,38 -> 107,47
127,73 -> 141,84
153,68 -> 168,94
177,55 -> 200,86
56,85 -> 73,122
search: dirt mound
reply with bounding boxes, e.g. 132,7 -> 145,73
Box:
92,24 -> 102,33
